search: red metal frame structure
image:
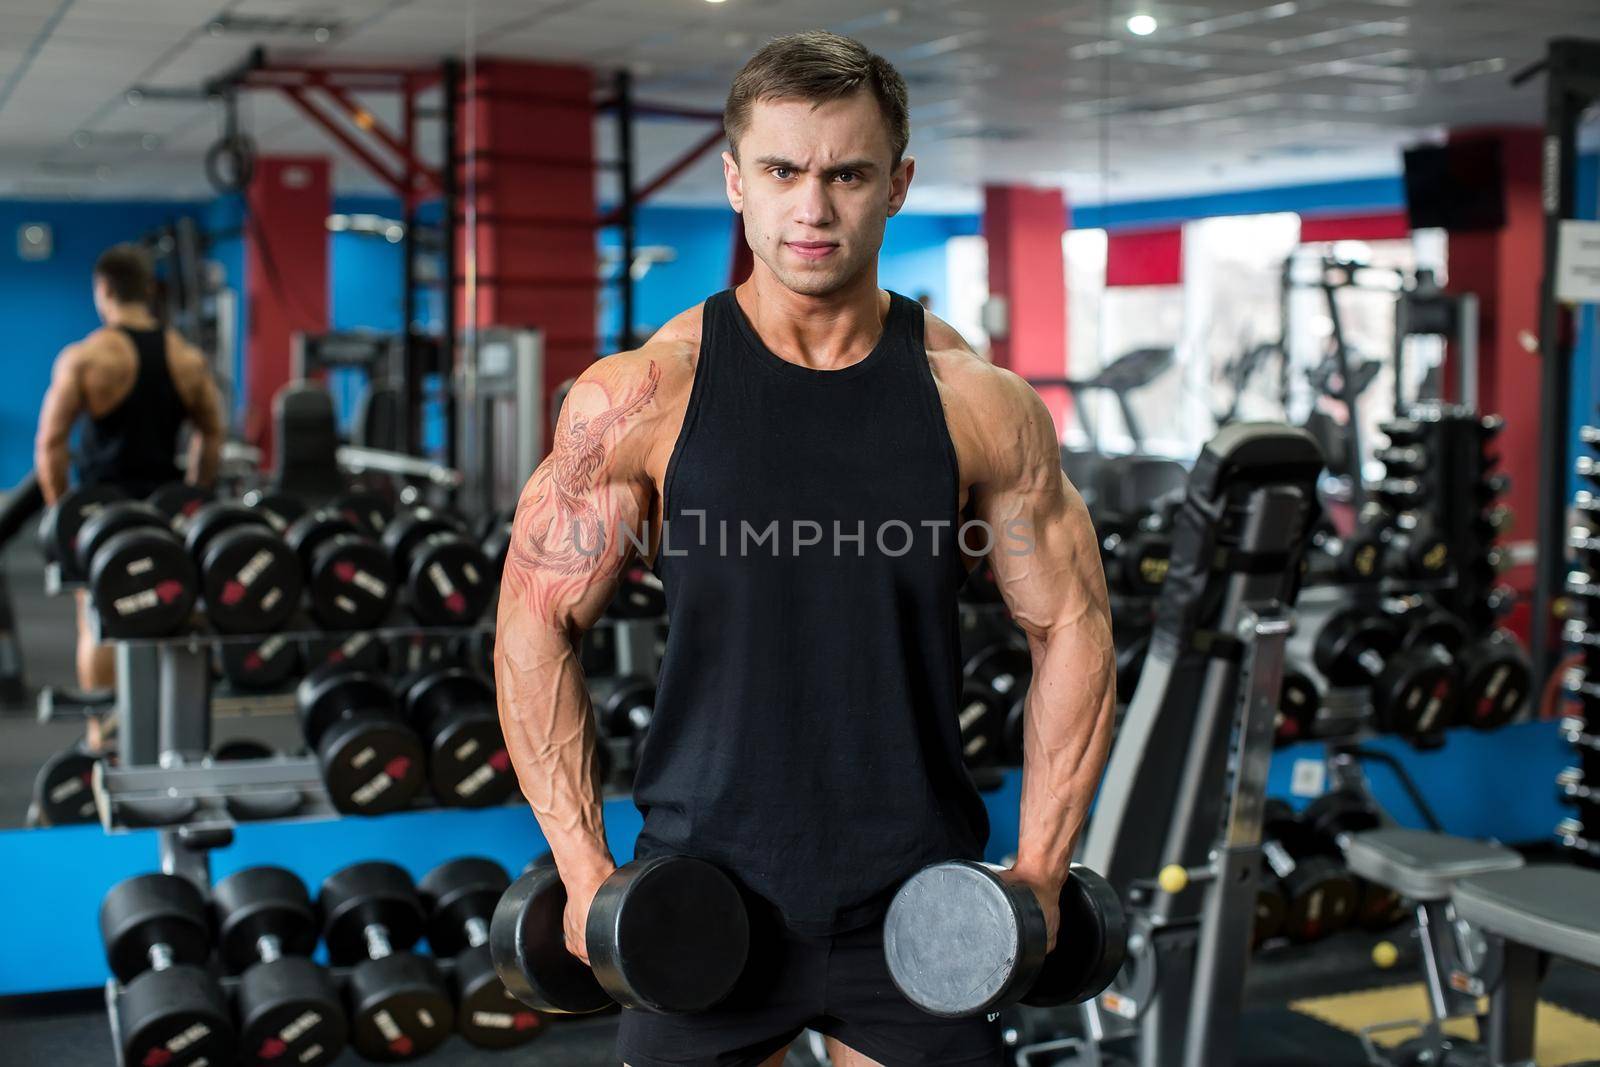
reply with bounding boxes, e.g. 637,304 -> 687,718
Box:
194,52 -> 729,451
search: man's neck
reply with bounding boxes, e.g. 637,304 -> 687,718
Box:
103,304 -> 157,330
736,269 -> 887,371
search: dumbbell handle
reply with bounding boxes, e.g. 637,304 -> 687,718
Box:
257,933 -> 282,964
464,916 -> 488,950
364,923 -> 393,961
148,941 -> 174,973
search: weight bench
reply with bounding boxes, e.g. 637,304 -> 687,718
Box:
1346,829 -> 1600,1067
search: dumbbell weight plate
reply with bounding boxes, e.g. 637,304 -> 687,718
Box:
490,865 -> 615,1015
455,944 -> 546,1047
1279,854 -> 1358,942
1022,865 -> 1128,1008
100,873 -> 211,983
220,634 -> 301,691
119,965 -> 236,1067
37,484 -> 125,576
381,511 -> 462,566
1458,633 -> 1532,731
198,527 -> 302,634
1371,647 -> 1458,737
316,714 -> 425,816
147,482 -> 215,529
237,957 -> 347,1067
88,527 -> 199,639
33,744 -> 101,826
585,856 -> 751,1014
307,535 -> 397,630
346,953 -> 455,1061
404,533 -> 493,626
1254,879 -> 1288,947
75,501 -> 169,577
403,669 -> 514,808
454,630 -> 496,679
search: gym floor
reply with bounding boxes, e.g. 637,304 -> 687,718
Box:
4,539 -> 1599,1064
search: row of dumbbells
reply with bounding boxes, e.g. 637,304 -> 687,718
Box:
1562,423 -> 1600,864
1277,599 -> 1530,745
102,858 -> 544,1067
40,481 -> 507,638
1378,408 -> 1514,631
1308,507 -> 1458,586
1254,793 -> 1409,949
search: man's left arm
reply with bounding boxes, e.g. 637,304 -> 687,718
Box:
971,371 -> 1116,948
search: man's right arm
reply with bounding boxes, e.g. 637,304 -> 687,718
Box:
494,352 -> 662,959
34,345 -> 84,504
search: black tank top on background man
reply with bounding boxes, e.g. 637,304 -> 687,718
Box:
76,326 -> 186,498
633,288 -> 990,935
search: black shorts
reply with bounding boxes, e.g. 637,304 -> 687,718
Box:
615,902 -> 1001,1067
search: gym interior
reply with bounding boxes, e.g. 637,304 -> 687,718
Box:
2,1 -> 1600,1065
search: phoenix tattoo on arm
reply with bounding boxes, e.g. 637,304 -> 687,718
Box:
502,361 -> 661,612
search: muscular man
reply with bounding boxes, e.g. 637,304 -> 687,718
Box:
497,32 -> 1115,1066
35,243 -> 225,692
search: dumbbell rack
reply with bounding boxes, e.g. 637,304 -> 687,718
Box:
1559,422 -> 1600,866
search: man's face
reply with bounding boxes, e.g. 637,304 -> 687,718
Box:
724,91 -> 914,298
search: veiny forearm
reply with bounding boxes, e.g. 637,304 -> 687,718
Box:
1013,606 -> 1116,884
495,608 -> 613,879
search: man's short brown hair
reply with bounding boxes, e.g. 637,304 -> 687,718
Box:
724,31 -> 910,166
93,244 -> 153,305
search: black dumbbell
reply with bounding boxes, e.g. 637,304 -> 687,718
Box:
211,739 -> 303,821
1261,799 -> 1358,942
591,674 -> 655,774
1099,515 -> 1171,597
75,501 -> 199,638
453,630 -> 496,679
1375,444 -> 1426,475
1312,520 -> 1387,582
37,483 -> 125,580
212,866 -> 348,1066
183,502 -> 303,634
147,482 -> 216,531
1399,606 -> 1531,731
242,488 -> 309,529
330,489 -> 396,538
285,509 -> 398,630
882,861 -> 1127,1017
419,858 -> 546,1048
220,633 -> 303,691
1313,607 -> 1459,736
399,667 -> 515,808
301,631 -> 387,675
491,855 -> 750,1015
1301,791 -> 1409,931
381,509 -> 495,626
319,862 -> 454,1061
1380,517 -> 1450,580
101,873 -> 235,1067
32,742 -> 105,826
296,668 -> 427,815
1275,667 -> 1321,747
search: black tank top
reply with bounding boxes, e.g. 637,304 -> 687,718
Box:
633,288 -> 989,935
77,326 -> 186,498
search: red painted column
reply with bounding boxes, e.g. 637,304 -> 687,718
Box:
983,185 -> 1069,428
244,156 -> 330,463
1443,128 -> 1543,636
459,60 -> 597,412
